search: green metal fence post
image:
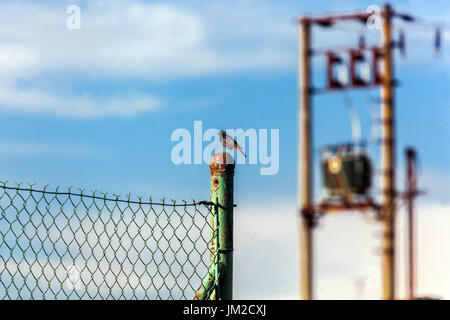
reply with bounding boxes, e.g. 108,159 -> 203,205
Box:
209,152 -> 235,300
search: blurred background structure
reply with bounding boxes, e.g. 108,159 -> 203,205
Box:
296,3 -> 446,300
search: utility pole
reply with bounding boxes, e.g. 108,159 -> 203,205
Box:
380,4 -> 396,300
295,3 -> 422,300
405,148 -> 417,300
298,17 -> 313,300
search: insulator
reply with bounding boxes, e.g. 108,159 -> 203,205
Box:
358,34 -> 366,48
435,27 -> 441,55
337,65 -> 349,86
399,13 -> 414,22
399,29 -> 406,57
360,62 -> 371,83
350,50 -> 367,87
371,48 -> 383,85
317,20 -> 334,28
327,51 -> 346,89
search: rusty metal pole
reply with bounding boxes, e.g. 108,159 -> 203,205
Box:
194,152 -> 235,300
380,3 -> 396,300
405,147 -> 417,300
209,152 -> 235,300
298,17 -> 314,300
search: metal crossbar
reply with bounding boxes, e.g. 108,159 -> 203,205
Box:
0,181 -> 215,300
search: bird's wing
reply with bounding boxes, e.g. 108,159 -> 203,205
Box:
225,135 -> 236,147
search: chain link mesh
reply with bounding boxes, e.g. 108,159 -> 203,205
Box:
0,181 -> 215,300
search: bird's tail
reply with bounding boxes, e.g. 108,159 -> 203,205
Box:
235,145 -> 247,157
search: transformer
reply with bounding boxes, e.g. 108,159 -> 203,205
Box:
322,144 -> 372,197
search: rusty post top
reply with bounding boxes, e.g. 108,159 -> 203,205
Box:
209,152 -> 235,173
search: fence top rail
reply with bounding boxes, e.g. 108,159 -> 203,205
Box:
0,181 -> 211,208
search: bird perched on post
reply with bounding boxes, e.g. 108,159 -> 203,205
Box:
218,130 -> 247,157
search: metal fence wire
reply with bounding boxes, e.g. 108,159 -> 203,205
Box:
0,181 -> 216,300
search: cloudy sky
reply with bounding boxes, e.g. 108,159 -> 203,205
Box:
0,0 -> 449,299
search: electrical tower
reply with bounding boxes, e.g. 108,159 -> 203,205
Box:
296,3 -> 425,300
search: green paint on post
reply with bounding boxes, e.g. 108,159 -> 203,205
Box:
210,152 -> 234,300
195,152 -> 235,300
193,263 -> 216,300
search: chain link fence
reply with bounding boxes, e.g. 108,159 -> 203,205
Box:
0,181 -> 216,300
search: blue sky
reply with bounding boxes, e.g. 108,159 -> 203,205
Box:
0,0 -> 449,299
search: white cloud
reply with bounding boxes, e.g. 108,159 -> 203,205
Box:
0,0 -> 447,118
0,86 -> 161,118
0,0 -> 449,118
234,202 -> 299,299
1,0 -> 296,78
235,198 -> 450,299
404,203 -> 450,299
0,140 -> 102,156
0,0 -> 298,118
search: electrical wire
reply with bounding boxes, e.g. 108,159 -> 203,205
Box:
310,9 -> 450,56
364,91 -> 382,146
342,92 -> 363,146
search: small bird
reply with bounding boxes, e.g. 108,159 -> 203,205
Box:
218,130 -> 247,157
